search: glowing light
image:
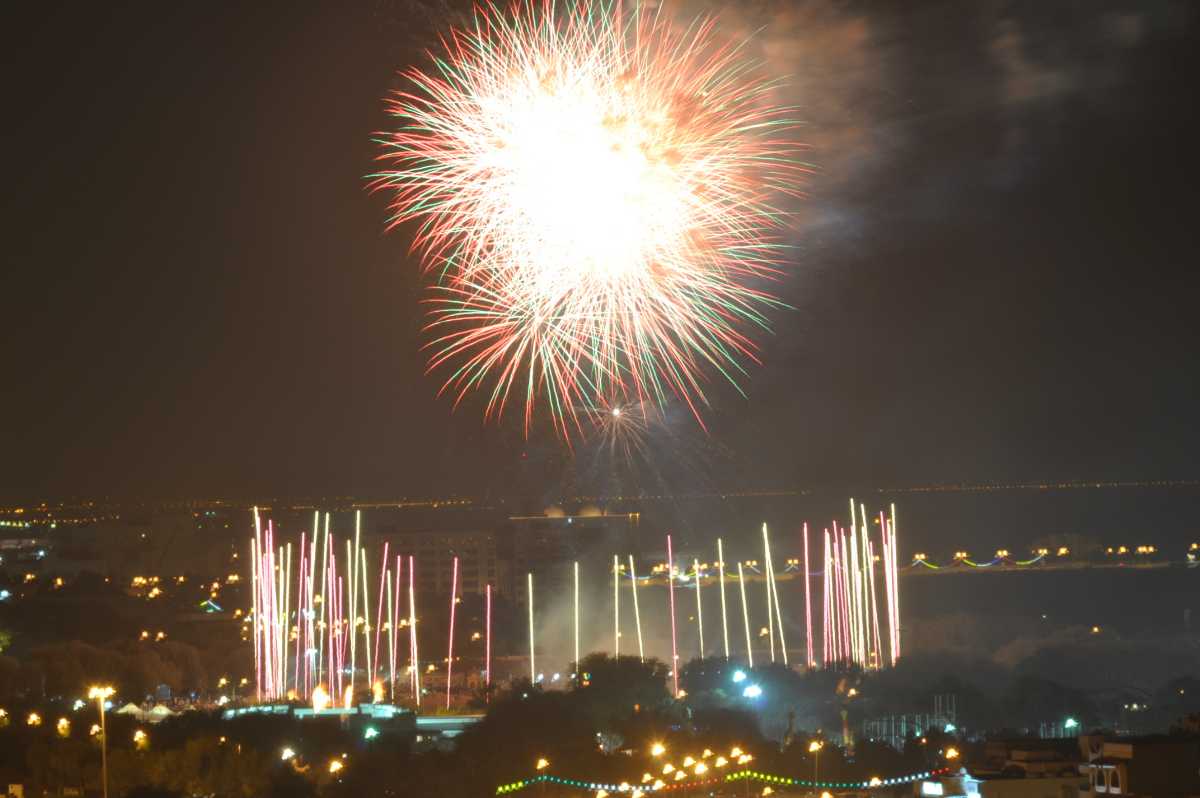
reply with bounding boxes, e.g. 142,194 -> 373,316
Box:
944,747 -> 959,760
27,712 -> 41,727
372,0 -> 802,435
693,762 -> 708,775
808,741 -> 824,753
329,759 -> 344,774
742,684 -> 762,699
364,726 -> 379,740
536,758 -> 550,771
281,747 -> 296,761
868,777 -> 882,787
1064,718 -> 1078,729
312,685 -> 330,712
133,729 -> 148,748
650,743 -> 666,758
732,670 -> 747,683
56,717 -> 70,737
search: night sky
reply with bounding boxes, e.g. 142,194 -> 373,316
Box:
3,1 -> 1198,502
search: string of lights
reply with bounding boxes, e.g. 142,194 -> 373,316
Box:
495,767 -> 955,795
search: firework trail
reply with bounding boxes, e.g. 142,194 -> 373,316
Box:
373,0 -> 803,435
247,502 -> 901,707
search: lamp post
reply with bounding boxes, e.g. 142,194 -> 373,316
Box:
808,740 -> 824,797
88,685 -> 115,798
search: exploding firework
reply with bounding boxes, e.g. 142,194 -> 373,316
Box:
372,0 -> 803,435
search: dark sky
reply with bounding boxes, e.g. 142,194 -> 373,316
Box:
3,1 -> 1198,502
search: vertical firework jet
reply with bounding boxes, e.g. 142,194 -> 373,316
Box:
446,556 -> 458,709
629,554 -> 645,662
717,538 -> 730,660
666,534 -> 679,697
693,559 -> 705,658
817,502 -> 902,670
248,502 -> 901,705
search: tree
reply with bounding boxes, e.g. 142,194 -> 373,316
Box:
572,653 -> 671,728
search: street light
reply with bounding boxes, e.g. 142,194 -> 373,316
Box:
945,747 -> 960,760
535,757 -> 550,798
808,740 -> 824,797
651,742 -> 666,757
88,685 -> 115,798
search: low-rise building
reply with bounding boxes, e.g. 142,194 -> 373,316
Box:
1078,735 -> 1200,796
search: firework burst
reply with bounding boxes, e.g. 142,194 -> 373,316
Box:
372,0 -> 803,436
